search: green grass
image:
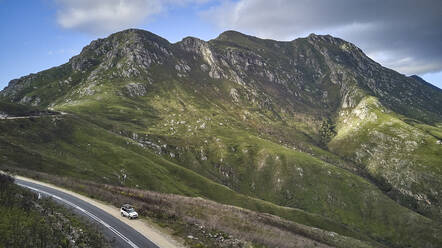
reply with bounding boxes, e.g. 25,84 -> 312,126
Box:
330,96 -> 442,221
1,29 -> 442,248
1,111 -> 442,248
4,79 -> 439,248
0,174 -> 108,248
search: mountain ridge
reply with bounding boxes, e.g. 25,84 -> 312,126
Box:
2,29 -> 440,122
1,28 -> 442,248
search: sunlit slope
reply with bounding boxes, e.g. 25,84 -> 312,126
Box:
1,29 -> 442,248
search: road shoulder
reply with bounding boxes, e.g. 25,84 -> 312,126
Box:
15,175 -> 185,248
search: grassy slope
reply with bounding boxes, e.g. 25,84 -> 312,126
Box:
1,85 -> 441,248
0,174 -> 108,248
13,170 -> 379,248
329,96 -> 442,221
1,30 -> 442,248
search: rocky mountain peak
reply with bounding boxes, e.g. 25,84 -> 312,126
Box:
213,30 -> 277,50
215,30 -> 252,41
305,33 -> 367,61
69,28 -> 173,78
307,33 -> 342,44
177,36 -> 208,52
110,28 -> 170,46
1,28 -> 442,248
1,28 -> 441,122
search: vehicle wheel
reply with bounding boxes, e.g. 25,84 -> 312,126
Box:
121,213 -> 124,217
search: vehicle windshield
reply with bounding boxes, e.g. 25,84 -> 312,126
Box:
127,208 -> 135,213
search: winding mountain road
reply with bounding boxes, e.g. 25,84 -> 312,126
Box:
0,111 -> 68,120
15,178 -> 177,248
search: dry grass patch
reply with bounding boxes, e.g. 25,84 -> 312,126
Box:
7,168 -> 377,248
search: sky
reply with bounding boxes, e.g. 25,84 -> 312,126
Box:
1,0 -> 441,90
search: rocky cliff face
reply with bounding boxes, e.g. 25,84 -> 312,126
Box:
1,28 -> 442,248
3,29 -> 440,120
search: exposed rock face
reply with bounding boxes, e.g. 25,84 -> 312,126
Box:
124,83 -> 147,97
2,29 -> 441,122
1,77 -> 35,99
69,29 -> 172,83
1,29 -> 442,248
179,36 -> 226,79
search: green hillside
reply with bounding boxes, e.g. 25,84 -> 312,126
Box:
0,173 -> 108,247
1,29 -> 441,248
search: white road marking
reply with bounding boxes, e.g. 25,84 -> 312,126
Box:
17,183 -> 140,248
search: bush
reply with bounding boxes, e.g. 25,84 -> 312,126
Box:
0,172 -> 109,248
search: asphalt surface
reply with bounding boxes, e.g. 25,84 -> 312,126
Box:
15,178 -> 160,248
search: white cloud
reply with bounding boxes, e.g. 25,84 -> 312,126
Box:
55,0 -> 211,35
203,0 -> 442,76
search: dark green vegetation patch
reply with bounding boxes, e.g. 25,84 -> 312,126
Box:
0,174 -> 109,248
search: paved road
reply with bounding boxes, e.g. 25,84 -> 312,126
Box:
15,179 -> 160,248
0,112 -> 68,120
0,115 -> 48,120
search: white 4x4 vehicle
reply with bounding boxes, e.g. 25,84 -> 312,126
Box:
120,204 -> 138,219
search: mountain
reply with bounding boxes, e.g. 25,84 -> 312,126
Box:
1,29 -> 442,248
